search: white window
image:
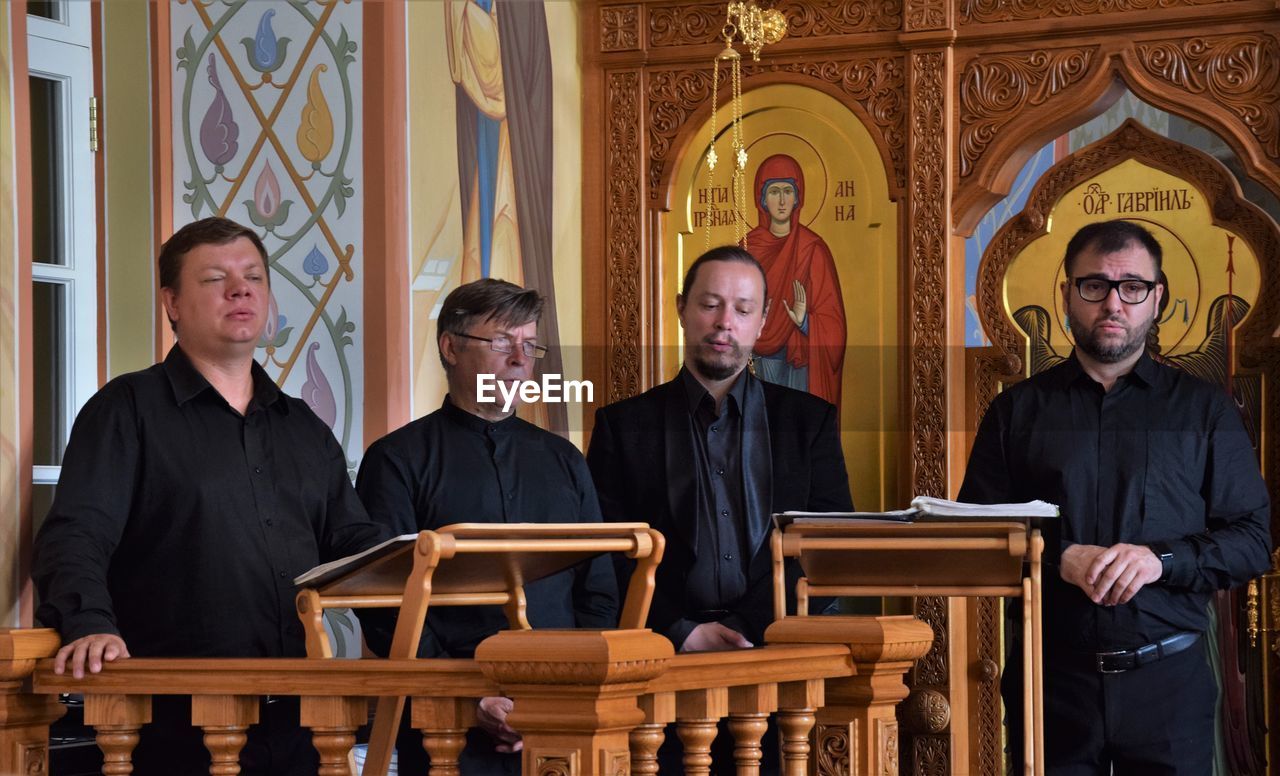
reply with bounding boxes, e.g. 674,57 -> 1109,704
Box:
27,1 -> 96,529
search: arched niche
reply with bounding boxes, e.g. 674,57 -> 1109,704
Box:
954,35 -> 1280,236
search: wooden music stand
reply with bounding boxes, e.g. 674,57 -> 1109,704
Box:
770,516 -> 1046,776
296,522 -> 664,776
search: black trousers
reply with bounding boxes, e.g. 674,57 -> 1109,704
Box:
1004,639 -> 1216,775
130,696 -> 319,776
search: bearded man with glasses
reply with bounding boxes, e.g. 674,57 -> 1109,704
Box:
356,278 -> 617,774
960,219 -> 1270,774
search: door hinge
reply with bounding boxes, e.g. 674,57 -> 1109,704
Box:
89,96 -> 99,152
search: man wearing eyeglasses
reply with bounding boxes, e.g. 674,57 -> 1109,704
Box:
356,278 -> 617,774
960,219 -> 1270,774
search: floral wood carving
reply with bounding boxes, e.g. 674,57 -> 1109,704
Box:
908,50 -> 948,499
958,48 -> 1096,178
1134,34 -> 1280,160
959,0 -> 1235,24
976,598 -> 1003,774
877,719 -> 900,776
536,752 -> 578,776
913,595 -> 950,685
902,688 -> 951,734
647,58 -> 907,198
647,0 -> 901,48
905,0 -> 947,30
817,722 -> 854,776
601,5 -> 641,52
913,734 -> 949,776
605,749 -> 630,776
607,71 -> 643,402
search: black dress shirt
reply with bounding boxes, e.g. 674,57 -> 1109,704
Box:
959,352 -> 1271,653
33,346 -> 386,658
355,397 -> 618,658
681,368 -> 750,621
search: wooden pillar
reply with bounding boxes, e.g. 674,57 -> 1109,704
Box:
0,629 -> 64,776
85,694 -> 152,776
676,687 -> 727,776
475,629 -> 672,776
776,679 -> 822,776
411,696 -> 474,776
300,695 -> 365,776
192,695 -> 259,776
768,615 -> 934,776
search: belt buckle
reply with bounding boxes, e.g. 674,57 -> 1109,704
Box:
1096,649 -> 1130,674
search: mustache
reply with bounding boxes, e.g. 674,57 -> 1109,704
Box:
702,334 -> 741,348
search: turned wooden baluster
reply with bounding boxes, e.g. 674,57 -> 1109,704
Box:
777,679 -> 822,776
676,687 -> 727,776
85,694 -> 151,776
727,683 -> 777,776
301,695 -> 365,776
192,695 -> 259,775
413,696 -> 473,776
631,692 -> 674,776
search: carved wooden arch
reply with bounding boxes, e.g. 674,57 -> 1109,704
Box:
647,57 -> 908,212
971,119 -> 1280,499
954,31 -> 1280,235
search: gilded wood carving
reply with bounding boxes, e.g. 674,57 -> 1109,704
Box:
647,0 -> 902,47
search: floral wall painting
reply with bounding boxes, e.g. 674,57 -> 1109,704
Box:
172,0 -> 364,469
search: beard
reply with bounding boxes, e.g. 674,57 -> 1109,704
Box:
690,337 -> 749,381
1069,310 -> 1153,364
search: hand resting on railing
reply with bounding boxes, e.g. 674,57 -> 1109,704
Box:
680,621 -> 753,652
52,633 -> 130,679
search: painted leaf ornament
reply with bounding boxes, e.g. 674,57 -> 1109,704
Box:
303,245 -> 330,278
297,65 -> 334,165
302,342 -> 338,429
199,55 -> 239,167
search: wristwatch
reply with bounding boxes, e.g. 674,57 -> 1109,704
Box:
1149,541 -> 1174,583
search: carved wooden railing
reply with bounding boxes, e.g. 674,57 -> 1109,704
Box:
1,616 -> 932,776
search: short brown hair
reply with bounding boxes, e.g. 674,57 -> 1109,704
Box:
158,217 -> 268,291
437,278 -> 544,368
1063,219 -> 1163,278
681,245 -> 768,303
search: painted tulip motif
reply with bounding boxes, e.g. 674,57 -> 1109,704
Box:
259,291 -> 292,350
240,9 -> 291,74
244,159 -> 292,229
297,65 -> 334,167
302,245 -> 330,282
199,55 -> 239,168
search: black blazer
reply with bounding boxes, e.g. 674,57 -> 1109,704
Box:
586,373 -> 853,647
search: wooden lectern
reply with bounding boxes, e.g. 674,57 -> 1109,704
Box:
771,516 -> 1046,776
295,522 -> 664,776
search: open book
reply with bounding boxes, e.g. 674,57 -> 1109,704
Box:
777,497 -> 1058,528
293,533 -> 418,588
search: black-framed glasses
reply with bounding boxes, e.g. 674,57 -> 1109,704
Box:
1072,277 -> 1157,304
454,332 -> 548,359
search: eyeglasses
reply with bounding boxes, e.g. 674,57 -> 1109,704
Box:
453,332 -> 548,359
1072,277 -> 1157,304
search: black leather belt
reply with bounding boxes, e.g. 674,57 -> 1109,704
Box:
689,609 -> 730,623
1091,631 -> 1200,674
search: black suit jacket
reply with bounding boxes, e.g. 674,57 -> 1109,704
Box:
586,372 -> 852,647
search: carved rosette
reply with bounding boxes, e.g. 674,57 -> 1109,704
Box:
958,48 -> 1096,178
907,49 -> 948,499
604,749 -> 630,776
904,0 -> 947,30
647,0 -> 901,47
959,0 -> 1235,24
1134,34 -> 1280,160
20,742 -> 48,775
536,752 -> 578,776
901,688 -> 951,734
607,71 -> 643,402
601,5 -> 641,52
817,723 -> 854,776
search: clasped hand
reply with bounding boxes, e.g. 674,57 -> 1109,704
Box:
1060,543 -> 1162,606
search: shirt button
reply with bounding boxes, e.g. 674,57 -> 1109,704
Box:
710,426 -> 718,433
723,553 -> 734,561
720,509 -> 729,517
254,466 -> 263,474
265,519 -> 274,527
716,468 -> 725,476
278,571 -> 287,579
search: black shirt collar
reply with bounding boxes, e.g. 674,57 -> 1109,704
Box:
1061,349 -> 1158,390
679,365 -> 748,417
163,345 -> 283,411
441,394 -> 519,434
